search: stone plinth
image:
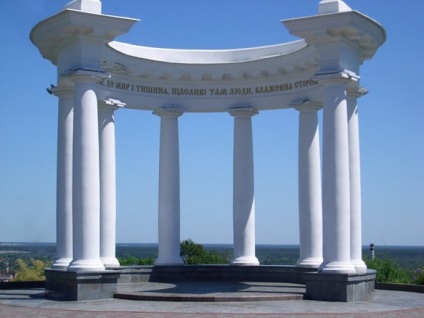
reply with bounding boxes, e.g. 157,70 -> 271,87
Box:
45,269 -> 119,301
304,270 -> 376,302
115,265 -> 312,284
45,266 -> 376,302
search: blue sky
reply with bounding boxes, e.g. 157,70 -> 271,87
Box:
0,0 -> 423,246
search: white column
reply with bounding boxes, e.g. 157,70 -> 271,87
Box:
319,73 -> 355,274
295,103 -> 323,269
154,107 -> 184,266
229,107 -> 259,266
347,88 -> 367,273
68,71 -> 105,272
98,100 -> 123,268
51,87 -> 74,270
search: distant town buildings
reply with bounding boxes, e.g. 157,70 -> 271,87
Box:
0,271 -> 15,283
0,260 -> 15,282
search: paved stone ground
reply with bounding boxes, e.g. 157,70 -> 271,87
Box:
1,282 -> 424,317
115,281 -> 305,301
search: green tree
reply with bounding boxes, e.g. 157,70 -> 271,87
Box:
117,240 -> 229,266
14,258 -> 50,282
180,239 -> 228,265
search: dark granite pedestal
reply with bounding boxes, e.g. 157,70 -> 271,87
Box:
304,270 -> 376,302
45,269 -> 119,301
44,266 -> 376,302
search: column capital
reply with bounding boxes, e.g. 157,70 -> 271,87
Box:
61,68 -> 109,84
291,99 -> 323,112
153,106 -> 184,118
313,70 -> 359,85
228,105 -> 258,118
347,86 -> 368,99
98,98 -> 125,112
50,85 -> 73,98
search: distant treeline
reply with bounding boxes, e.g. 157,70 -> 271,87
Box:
1,243 -> 423,272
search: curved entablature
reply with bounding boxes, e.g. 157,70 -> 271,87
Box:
95,39 -> 322,112
108,40 -> 307,64
104,39 -> 319,81
30,0 -> 385,113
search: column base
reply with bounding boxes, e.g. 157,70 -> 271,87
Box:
351,259 -> 367,273
296,257 -> 323,269
154,256 -> 184,266
67,259 -> 106,272
319,261 -> 356,274
230,256 -> 260,266
101,257 -> 120,268
51,258 -> 72,270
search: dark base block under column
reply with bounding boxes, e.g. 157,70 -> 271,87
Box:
304,270 -> 376,302
45,268 -> 119,301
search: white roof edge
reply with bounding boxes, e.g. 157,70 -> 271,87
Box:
107,40 -> 307,64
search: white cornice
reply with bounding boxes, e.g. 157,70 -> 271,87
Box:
30,9 -> 138,65
282,10 -> 386,62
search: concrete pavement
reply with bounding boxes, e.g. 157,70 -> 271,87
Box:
1,282 -> 424,317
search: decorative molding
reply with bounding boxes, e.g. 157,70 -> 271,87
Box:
98,98 -> 126,111
101,61 -> 129,75
312,69 -> 359,84
49,85 -> 73,98
291,98 -> 322,112
153,106 -> 185,118
61,68 -> 109,83
228,105 -> 258,118
347,86 -> 368,99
